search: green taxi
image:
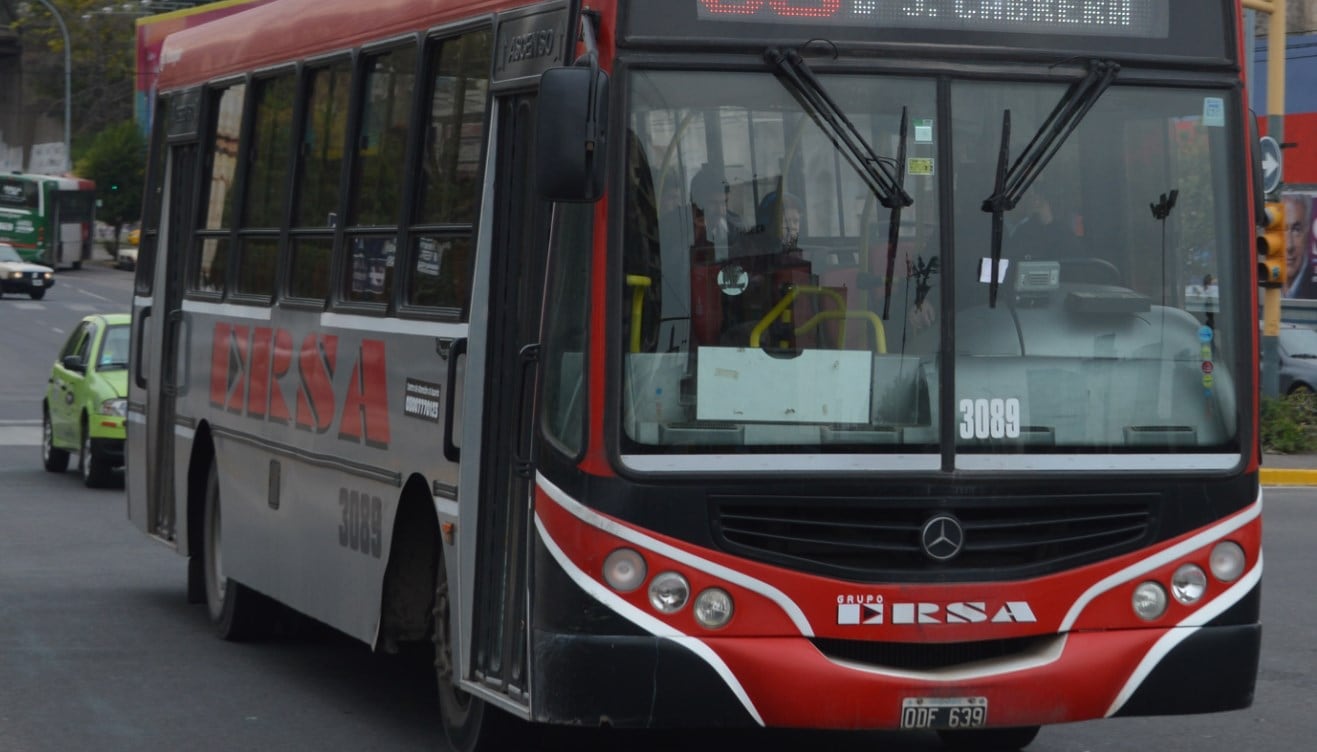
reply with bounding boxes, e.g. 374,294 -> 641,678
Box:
42,313 -> 130,487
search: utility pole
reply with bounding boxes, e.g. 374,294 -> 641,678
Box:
34,0 -> 72,174
1243,0 -> 1287,397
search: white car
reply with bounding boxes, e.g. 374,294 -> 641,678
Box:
0,242 -> 55,300
116,244 -> 138,271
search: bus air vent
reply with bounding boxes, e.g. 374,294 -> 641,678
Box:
711,494 -> 1156,582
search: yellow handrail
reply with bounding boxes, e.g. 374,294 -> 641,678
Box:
794,310 -> 887,353
749,285 -> 885,351
626,274 -> 652,353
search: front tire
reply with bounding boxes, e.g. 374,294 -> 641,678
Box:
41,408 -> 69,473
433,552 -> 519,751
79,419 -> 113,488
938,726 -> 1041,751
202,461 -> 269,640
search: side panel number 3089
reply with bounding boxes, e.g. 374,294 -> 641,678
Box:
339,488 -> 383,558
958,398 -> 1021,440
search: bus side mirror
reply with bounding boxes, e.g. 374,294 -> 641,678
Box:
536,66 -> 609,203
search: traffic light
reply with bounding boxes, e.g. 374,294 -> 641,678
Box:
1259,201 -> 1285,288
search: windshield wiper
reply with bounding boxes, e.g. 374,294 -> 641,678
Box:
765,48 -> 913,212
980,59 -> 1120,307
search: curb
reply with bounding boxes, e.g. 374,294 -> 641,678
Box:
1260,468 -> 1317,486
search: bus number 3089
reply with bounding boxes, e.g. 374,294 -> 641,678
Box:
339,488 -> 383,558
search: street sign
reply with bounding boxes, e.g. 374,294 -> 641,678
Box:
1259,135 -> 1282,195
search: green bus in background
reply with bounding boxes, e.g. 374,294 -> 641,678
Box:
0,173 -> 96,269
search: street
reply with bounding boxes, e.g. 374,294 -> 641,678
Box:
1,262 -> 1314,751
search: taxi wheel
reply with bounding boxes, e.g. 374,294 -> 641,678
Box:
29,289 -> 45,300
79,419 -> 114,488
42,408 -> 69,473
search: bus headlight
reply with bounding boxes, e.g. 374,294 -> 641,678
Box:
602,548 -> 646,593
648,572 -> 690,614
98,398 -> 127,417
693,588 -> 734,629
1209,542 -> 1246,583
1171,564 -> 1208,605
1132,582 -> 1168,621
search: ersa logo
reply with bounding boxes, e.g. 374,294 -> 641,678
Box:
836,595 -> 1037,626
209,322 -> 391,448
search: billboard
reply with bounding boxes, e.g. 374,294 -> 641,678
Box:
1283,191 -> 1317,300
135,0 -> 276,135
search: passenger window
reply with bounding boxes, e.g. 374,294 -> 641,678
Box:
190,83 -> 246,294
288,59 -> 352,302
237,73 -> 296,299
404,29 -> 491,314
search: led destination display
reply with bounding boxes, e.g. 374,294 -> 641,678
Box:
696,0 -> 1169,38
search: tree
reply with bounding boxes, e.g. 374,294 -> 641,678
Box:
12,0 -> 138,144
75,119 -> 144,256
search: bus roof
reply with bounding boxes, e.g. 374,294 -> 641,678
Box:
3,173 -> 94,191
157,0 -> 510,90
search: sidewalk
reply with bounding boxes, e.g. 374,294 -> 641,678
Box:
1261,452 -> 1317,486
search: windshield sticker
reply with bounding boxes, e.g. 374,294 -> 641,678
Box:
908,157 -> 934,176
914,118 -> 934,143
1203,97 -> 1225,127
978,258 -> 1010,284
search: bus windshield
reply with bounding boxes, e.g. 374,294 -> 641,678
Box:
620,68 -> 1239,461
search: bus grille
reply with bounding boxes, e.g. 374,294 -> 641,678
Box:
811,635 -> 1059,672
711,495 -> 1155,582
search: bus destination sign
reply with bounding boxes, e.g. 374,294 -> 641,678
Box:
696,0 -> 1169,38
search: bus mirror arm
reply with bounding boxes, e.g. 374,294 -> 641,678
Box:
442,338 -> 468,463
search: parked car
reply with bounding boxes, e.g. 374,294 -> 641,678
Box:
1277,322 -> 1317,395
42,313 -> 130,487
116,244 -> 138,270
0,242 -> 55,300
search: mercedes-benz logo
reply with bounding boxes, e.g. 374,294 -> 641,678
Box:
920,514 -> 965,562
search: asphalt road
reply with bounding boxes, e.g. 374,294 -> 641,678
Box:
1,263 -> 1313,751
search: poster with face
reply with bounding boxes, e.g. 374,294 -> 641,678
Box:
1283,192 -> 1317,300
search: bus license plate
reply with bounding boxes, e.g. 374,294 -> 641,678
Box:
900,697 -> 988,729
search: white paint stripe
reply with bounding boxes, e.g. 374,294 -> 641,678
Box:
11,302 -> 43,311
319,312 -> 468,338
533,513 -> 765,726
78,289 -> 113,302
828,635 -> 1069,683
0,426 -> 40,446
181,300 -> 273,321
536,472 -> 814,636
1105,554 -> 1264,717
1060,497 -> 1262,631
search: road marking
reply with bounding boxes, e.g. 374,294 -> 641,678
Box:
78,289 -> 113,303
10,302 -> 44,311
0,425 -> 40,446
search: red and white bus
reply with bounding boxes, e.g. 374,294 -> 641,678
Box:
128,1 -> 1263,749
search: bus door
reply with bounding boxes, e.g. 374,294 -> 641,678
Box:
128,142 -> 195,548
459,91 -> 552,709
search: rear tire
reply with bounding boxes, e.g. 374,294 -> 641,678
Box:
937,726 -> 1041,751
79,419 -> 113,488
42,408 -> 69,473
202,461 -> 269,640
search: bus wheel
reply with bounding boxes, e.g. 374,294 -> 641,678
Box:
29,289 -> 45,300
202,461 -> 268,641
42,408 -> 69,473
937,726 -> 1041,751
433,554 -> 518,751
